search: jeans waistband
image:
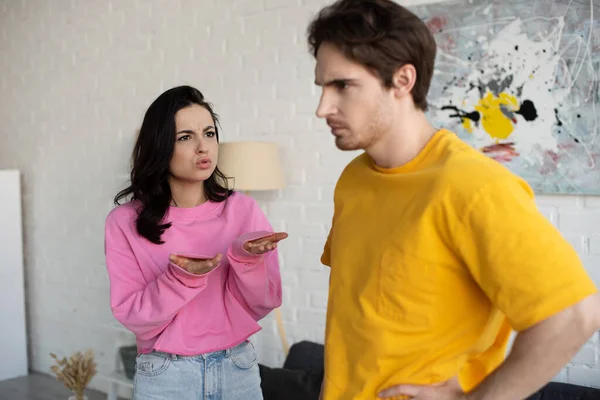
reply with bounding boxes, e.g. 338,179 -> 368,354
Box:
149,340 -> 247,360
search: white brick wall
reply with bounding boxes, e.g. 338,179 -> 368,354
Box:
0,0 -> 598,395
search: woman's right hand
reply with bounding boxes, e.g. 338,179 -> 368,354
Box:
169,253 -> 222,275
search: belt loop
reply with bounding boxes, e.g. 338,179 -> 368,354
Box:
225,347 -> 231,358
170,353 -> 177,360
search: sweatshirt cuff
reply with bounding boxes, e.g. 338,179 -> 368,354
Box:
229,231 -> 273,263
168,253 -> 221,288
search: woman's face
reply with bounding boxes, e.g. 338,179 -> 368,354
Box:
169,104 -> 219,184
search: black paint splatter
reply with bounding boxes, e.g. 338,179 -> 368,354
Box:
468,82 -> 485,98
516,100 -> 538,121
554,108 -> 581,143
441,105 -> 480,125
554,108 -> 563,126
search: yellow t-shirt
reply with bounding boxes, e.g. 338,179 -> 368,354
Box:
321,129 -> 597,399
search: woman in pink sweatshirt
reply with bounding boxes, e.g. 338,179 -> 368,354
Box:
104,85 -> 286,399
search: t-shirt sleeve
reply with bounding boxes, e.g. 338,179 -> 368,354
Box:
321,228 -> 332,267
321,211 -> 336,267
454,177 -> 598,332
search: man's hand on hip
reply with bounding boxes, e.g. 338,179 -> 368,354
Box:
378,377 -> 466,400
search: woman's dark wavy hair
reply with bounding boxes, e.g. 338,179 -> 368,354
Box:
114,85 -> 233,244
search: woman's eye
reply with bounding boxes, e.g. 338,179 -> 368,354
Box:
177,135 -> 191,141
205,131 -> 216,138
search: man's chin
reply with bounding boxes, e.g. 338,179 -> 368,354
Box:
335,137 -> 360,151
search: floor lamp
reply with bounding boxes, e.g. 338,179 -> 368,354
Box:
217,141 -> 290,356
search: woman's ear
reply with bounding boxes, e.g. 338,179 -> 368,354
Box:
391,64 -> 417,99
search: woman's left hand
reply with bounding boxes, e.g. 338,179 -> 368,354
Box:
243,232 -> 288,255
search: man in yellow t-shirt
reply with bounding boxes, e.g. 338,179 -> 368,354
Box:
307,1 -> 600,399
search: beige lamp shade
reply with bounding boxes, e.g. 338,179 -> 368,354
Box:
217,141 -> 286,191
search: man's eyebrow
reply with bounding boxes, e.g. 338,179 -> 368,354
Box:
314,78 -> 357,86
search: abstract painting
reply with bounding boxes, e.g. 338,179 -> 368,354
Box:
413,0 -> 600,194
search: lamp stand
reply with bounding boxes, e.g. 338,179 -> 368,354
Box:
244,191 -> 290,357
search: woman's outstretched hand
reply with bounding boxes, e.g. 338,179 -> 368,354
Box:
169,253 -> 223,275
243,232 -> 288,255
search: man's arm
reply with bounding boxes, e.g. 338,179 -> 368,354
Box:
379,294 -> 600,400
467,293 -> 600,400
454,178 -> 600,399
379,177 -> 600,400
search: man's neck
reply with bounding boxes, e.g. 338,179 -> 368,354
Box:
169,180 -> 207,208
367,110 -> 437,169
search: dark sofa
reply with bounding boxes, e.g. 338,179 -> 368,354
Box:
260,341 -> 600,400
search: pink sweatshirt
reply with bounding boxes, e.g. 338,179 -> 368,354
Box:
104,192 -> 282,355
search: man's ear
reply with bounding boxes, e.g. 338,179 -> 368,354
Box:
391,64 -> 417,98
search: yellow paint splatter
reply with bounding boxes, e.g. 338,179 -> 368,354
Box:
462,118 -> 473,133
473,91 -> 519,140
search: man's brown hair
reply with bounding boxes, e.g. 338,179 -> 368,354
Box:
307,0 -> 437,111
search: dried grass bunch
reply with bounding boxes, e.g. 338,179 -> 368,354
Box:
49,350 -> 97,400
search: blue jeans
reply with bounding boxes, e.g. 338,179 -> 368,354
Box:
133,341 -> 263,400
